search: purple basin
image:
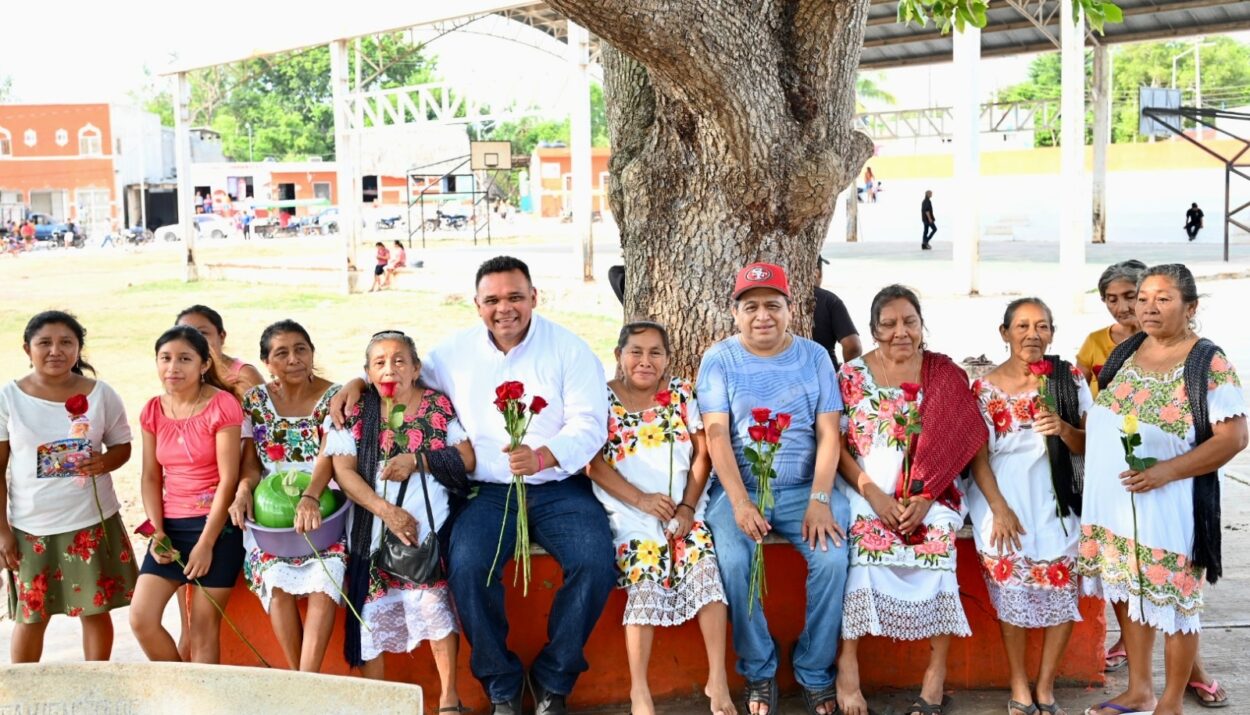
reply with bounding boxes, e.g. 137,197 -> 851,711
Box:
247,492 -> 350,558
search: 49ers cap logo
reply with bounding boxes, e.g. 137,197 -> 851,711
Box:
745,266 -> 772,282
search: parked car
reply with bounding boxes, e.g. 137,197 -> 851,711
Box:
154,214 -> 234,242
313,207 -> 340,233
27,213 -> 85,243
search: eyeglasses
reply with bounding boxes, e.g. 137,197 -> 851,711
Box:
371,330 -> 407,338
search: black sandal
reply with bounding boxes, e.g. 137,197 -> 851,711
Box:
908,696 -> 945,715
437,704 -> 472,714
1010,701 -> 1039,715
744,677 -> 778,715
801,683 -> 840,715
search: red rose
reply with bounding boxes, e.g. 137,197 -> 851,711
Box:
765,422 -> 782,444
655,390 -> 673,408
530,396 -> 549,414
1028,361 -> 1053,377
65,393 -> 89,417
265,443 -> 286,462
751,407 -> 771,424
775,413 -> 792,431
900,382 -> 922,402
495,383 -> 510,400
493,397 -> 509,412
377,382 -> 398,399
134,519 -> 156,538
748,425 -> 767,443
505,381 -> 525,400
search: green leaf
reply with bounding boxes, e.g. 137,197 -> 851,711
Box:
387,411 -> 405,430
1101,1 -> 1123,23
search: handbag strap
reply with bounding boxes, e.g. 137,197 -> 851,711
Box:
380,448 -> 438,540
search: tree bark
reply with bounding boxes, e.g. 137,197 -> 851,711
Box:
546,1 -> 875,377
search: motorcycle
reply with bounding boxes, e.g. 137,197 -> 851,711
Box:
124,226 -> 154,245
376,215 -> 402,230
437,210 -> 468,230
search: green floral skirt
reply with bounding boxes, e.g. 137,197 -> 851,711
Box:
9,513 -> 138,624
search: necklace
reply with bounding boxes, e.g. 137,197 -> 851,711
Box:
167,387 -> 206,444
874,349 -> 917,389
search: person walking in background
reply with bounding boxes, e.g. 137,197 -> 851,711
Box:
921,191 -> 936,251
1185,203 -> 1204,242
369,242 -> 390,293
1,311 -> 139,663
864,167 -> 877,204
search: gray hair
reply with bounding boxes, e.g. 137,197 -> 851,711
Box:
1097,260 -> 1147,299
364,331 -> 421,368
1141,263 -> 1199,306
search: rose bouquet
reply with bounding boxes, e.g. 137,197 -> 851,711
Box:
487,381 -> 548,596
744,408 -> 790,614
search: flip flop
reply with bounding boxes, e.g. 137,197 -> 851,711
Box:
1103,646 -> 1128,673
1083,704 -> 1136,715
1187,679 -> 1230,709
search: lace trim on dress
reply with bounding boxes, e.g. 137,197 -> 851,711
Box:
1208,383 -> 1248,425
984,581 -> 1082,628
1081,574 -> 1201,635
622,554 -> 726,627
842,588 -> 971,641
323,427 -> 356,456
359,584 -> 458,661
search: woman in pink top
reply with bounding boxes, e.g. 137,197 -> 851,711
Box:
129,325 -> 245,664
176,304 -> 264,396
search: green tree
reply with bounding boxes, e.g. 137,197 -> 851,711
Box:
0,75 -> 12,102
486,82 -> 610,156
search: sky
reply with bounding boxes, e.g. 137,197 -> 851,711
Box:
2,1 -> 1243,115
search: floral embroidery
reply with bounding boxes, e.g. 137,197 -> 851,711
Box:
1077,523 -> 1203,615
848,516 -> 956,571
980,553 -> 1075,591
244,384 -> 341,467
838,362 -> 922,459
976,367 -> 1087,437
342,388 -> 458,466
614,522 -> 715,588
1096,352 -> 1240,440
604,377 -> 695,468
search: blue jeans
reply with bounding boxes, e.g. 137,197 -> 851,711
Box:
448,475 -> 616,702
704,482 -> 850,689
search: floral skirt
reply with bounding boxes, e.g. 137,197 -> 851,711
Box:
980,553 -> 1081,628
1077,523 -> 1204,634
242,531 -> 347,611
9,513 -> 138,624
360,563 -> 457,662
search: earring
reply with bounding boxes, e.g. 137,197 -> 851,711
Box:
201,372 -> 206,383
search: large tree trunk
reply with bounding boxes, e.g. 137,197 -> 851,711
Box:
547,1 -> 875,377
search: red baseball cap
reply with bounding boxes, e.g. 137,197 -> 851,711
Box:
732,262 -> 791,299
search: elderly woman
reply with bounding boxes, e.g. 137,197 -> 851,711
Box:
965,298 -> 1091,715
227,320 -> 344,672
0,311 -> 138,663
325,331 -> 472,713
1076,261 -> 1146,398
586,321 -> 733,715
836,285 -> 985,715
1079,264 -> 1247,715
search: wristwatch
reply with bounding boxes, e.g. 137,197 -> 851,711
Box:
810,490 -> 830,504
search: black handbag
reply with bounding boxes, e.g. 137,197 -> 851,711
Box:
373,450 -> 445,586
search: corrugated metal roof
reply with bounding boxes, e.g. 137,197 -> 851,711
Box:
498,0 -> 1248,70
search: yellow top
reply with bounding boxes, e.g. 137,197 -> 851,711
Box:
1075,325 -> 1119,397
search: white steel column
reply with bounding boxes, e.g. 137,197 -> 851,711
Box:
568,21 -> 594,282
1091,45 -> 1111,244
845,188 -> 859,242
1060,0 -> 1088,308
331,39 -> 359,293
951,25 -> 981,295
174,72 -> 197,282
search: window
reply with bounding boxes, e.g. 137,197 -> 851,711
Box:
23,129 -> 36,147
361,175 -> 378,203
0,128 -> 10,157
78,124 -> 102,155
313,182 -> 331,201
55,129 -> 68,147
76,188 -> 111,237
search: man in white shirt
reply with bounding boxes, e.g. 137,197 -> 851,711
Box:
333,256 -> 613,715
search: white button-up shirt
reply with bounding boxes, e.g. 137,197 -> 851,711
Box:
423,313 -> 608,485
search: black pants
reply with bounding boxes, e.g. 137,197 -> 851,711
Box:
922,221 -> 937,246
1186,224 -> 1200,240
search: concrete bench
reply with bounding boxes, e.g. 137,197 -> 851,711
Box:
219,535 -> 1105,711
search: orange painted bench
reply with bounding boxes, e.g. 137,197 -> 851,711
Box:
220,536 -> 1105,710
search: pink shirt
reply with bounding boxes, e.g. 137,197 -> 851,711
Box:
140,390 -> 244,518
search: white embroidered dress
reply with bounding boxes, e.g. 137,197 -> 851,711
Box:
965,369 -> 1092,628
837,359 -> 971,640
1078,352 -> 1244,635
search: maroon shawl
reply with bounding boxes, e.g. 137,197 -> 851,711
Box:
897,351 -> 987,509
